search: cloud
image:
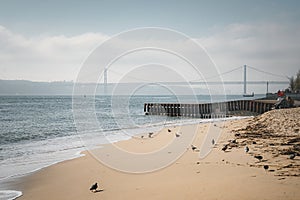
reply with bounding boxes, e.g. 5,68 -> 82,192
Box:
198,22 -> 300,81
0,25 -> 108,81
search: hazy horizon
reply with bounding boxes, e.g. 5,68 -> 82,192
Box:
0,79 -> 287,95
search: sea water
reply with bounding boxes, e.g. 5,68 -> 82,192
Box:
0,95 -> 263,199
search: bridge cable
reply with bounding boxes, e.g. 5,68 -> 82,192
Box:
190,66 -> 243,82
246,65 -> 288,79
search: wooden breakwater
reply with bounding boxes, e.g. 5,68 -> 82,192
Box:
144,100 -> 275,118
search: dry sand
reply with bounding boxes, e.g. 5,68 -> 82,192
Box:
16,108 -> 300,200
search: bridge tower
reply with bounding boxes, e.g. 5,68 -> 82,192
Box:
243,65 -> 247,94
104,68 -> 108,94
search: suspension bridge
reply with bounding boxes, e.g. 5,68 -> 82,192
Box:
103,65 -> 290,95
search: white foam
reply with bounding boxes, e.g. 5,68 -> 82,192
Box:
0,190 -> 22,200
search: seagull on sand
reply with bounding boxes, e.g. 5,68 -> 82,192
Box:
90,182 -> 98,192
230,139 -> 236,144
244,146 -> 249,153
191,145 -> 197,151
289,153 -> 296,160
148,132 -> 154,138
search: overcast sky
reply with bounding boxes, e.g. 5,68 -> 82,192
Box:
0,0 -> 299,93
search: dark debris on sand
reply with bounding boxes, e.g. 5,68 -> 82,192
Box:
230,107 -> 300,177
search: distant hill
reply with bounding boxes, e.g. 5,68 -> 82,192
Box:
0,80 -> 75,95
0,80 -> 210,96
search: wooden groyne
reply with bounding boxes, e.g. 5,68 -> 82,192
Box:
144,100 -> 275,118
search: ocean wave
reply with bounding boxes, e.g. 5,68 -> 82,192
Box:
0,190 -> 22,200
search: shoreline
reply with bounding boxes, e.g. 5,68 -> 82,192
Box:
7,108 -> 300,199
0,116 -> 248,184
0,152 -> 86,200
1,118 -> 234,199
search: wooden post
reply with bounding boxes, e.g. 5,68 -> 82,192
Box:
245,101 -> 249,111
258,102 -> 262,114
157,104 -> 161,115
188,104 -> 192,117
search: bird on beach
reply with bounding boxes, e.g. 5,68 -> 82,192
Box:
222,144 -> 228,152
244,146 -> 249,153
148,132 -> 154,138
254,155 -> 263,161
90,182 -> 98,192
289,153 -> 296,160
168,129 -> 172,132
191,145 -> 197,151
230,139 -> 237,144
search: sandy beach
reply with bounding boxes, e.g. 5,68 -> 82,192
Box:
16,107 -> 300,200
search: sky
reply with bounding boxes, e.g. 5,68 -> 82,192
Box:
0,0 -> 300,93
